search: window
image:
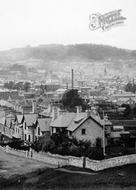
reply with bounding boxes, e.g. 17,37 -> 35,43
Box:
38,127 -> 40,135
82,129 -> 86,135
25,123 -> 26,130
28,135 -> 31,142
69,131 -> 72,136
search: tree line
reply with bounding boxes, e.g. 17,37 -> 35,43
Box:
4,81 -> 31,92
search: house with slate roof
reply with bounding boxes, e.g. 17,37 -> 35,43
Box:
0,110 -> 52,143
22,113 -> 52,143
50,112 -> 75,135
50,111 -> 112,146
23,114 -> 38,143
0,90 -> 23,102
36,118 -> 51,138
0,115 -> 14,143
13,114 -> 24,140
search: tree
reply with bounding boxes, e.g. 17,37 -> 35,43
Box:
123,104 -> 132,118
23,82 -> 31,92
32,135 -> 55,152
14,82 -> 24,90
61,89 -> 85,111
4,81 -> 15,90
125,82 -> 136,93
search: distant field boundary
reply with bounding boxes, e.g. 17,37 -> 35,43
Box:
1,145 -> 136,171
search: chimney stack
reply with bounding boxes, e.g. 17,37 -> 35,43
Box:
32,100 -> 37,113
52,106 -> 59,121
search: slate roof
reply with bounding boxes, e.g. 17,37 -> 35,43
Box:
111,120 -> 136,127
24,114 -> 37,126
38,118 -> 51,132
68,113 -> 107,132
0,91 -> 23,101
51,112 -> 106,132
50,112 -> 76,128
68,113 -> 87,132
111,120 -> 136,135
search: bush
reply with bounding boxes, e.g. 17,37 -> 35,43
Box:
7,139 -> 29,151
32,135 -> 56,152
88,147 -> 104,160
42,139 -> 55,152
69,144 -> 82,157
32,134 -> 104,160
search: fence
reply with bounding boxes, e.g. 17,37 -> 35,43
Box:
1,145 -> 136,171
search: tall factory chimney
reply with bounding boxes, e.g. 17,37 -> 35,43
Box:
71,69 -> 74,89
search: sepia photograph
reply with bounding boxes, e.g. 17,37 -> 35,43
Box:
0,0 -> 136,189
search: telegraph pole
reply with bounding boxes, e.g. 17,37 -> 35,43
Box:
102,111 -> 107,157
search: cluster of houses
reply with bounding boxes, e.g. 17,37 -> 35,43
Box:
0,87 -> 136,149
0,112 -> 51,143
0,102 -> 136,148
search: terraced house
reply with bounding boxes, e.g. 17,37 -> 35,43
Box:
0,112 -> 51,144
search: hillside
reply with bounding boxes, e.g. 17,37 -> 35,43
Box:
0,44 -> 136,80
0,43 -> 135,63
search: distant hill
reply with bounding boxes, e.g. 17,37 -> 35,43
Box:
0,44 -> 135,61
0,44 -> 136,69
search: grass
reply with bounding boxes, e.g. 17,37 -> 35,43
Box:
1,164 -> 136,189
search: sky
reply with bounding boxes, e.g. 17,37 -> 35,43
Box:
0,0 -> 135,50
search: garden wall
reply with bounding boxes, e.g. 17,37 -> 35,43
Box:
86,154 -> 136,171
1,145 -> 136,171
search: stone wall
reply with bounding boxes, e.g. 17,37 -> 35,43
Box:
32,151 -> 69,167
68,156 -> 83,167
86,154 -> 136,171
1,145 -> 136,171
0,145 -> 26,158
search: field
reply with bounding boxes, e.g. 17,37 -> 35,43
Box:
1,149 -> 136,189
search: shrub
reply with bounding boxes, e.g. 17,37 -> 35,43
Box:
69,144 -> 82,157
7,139 -> 29,151
88,147 -> 104,160
32,134 -> 104,160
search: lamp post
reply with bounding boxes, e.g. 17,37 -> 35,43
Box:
102,112 -> 108,157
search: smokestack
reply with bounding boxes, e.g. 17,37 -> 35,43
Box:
71,69 -> 74,89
